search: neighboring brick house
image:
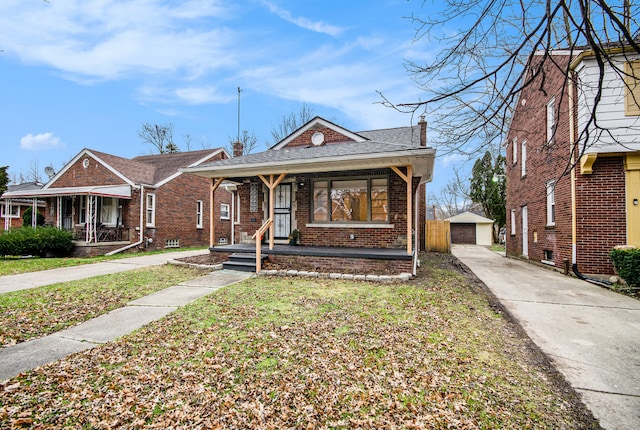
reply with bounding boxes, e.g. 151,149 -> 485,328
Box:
183,116 -> 435,276
2,148 -> 232,256
1,182 -> 46,230
505,45 -> 640,276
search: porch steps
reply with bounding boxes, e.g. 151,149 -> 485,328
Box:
222,253 -> 268,272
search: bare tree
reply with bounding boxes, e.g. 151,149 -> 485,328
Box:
27,160 -> 41,183
270,103 -> 315,144
383,1 -> 639,161
430,167 -> 474,219
138,122 -> 178,154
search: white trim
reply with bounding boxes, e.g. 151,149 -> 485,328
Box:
145,193 -> 156,227
196,200 -> 203,228
306,223 -> 394,229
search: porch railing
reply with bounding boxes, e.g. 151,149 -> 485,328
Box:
252,218 -> 273,273
73,226 -> 130,243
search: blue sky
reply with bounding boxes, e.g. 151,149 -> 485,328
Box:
1,0 -> 457,193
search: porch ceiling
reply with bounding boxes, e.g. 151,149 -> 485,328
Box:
182,142 -> 436,184
1,184 -> 133,199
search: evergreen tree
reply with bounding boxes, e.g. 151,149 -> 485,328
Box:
469,151 -> 506,241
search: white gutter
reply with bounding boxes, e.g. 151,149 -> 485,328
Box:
106,184 -> 145,256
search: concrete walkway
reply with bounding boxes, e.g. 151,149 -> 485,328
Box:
452,244 -> 640,430
0,250 -> 251,381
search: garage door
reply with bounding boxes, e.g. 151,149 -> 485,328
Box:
451,223 -> 476,244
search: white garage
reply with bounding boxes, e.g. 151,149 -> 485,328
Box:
447,212 -> 495,246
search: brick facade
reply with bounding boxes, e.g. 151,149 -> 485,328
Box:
41,149 -> 231,256
231,169 -> 423,250
506,52 -> 627,275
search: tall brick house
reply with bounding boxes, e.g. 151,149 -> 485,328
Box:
505,46 -> 640,276
183,116 -> 435,276
2,148 -> 232,256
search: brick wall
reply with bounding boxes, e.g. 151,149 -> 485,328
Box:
505,52 -> 626,275
575,156 -> 626,274
285,127 -> 356,148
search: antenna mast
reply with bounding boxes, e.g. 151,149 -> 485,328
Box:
237,86 -> 242,142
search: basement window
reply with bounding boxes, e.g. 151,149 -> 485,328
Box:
542,250 -> 554,265
165,239 -> 180,248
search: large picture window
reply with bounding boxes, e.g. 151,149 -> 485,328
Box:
312,177 -> 388,223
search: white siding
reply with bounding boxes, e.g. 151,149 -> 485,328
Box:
576,53 -> 640,154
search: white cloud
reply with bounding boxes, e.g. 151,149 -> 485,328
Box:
262,1 -> 343,36
20,133 -> 64,151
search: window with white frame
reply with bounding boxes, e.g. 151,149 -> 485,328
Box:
220,203 -> 230,220
510,209 -> 516,235
79,196 -> 87,224
546,181 -> 556,226
146,193 -> 156,227
196,200 -> 203,228
512,137 -> 518,164
1,203 -> 19,218
521,140 -> 527,177
546,97 -> 556,144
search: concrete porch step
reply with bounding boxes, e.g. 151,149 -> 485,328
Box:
222,253 -> 268,273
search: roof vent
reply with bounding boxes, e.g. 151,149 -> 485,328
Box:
311,132 -> 325,146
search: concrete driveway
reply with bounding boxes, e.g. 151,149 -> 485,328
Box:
452,244 -> 640,430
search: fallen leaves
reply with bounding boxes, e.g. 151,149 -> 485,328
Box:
0,254 -> 599,429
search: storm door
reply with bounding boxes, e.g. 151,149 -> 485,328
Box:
273,184 -> 292,239
61,197 -> 73,230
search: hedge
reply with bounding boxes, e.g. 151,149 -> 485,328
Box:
610,246 -> 640,291
0,226 -> 74,257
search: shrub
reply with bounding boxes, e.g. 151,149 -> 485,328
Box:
0,227 -> 74,257
22,207 -> 45,227
609,246 -> 640,290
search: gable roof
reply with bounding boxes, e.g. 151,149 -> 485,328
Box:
271,116 -> 367,149
43,147 -> 227,190
183,118 -> 435,183
447,211 -> 494,224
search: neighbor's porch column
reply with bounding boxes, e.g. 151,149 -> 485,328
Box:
210,177 -> 225,247
391,165 -> 413,255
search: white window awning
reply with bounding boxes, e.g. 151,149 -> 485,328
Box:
1,185 -> 132,200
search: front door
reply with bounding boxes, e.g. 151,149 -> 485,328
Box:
61,197 -> 73,230
273,184 -> 292,239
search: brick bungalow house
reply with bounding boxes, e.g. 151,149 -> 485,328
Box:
182,116 -> 435,276
1,148 -> 232,256
505,44 -> 640,276
1,182 -> 46,230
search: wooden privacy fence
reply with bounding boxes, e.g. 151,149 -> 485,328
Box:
425,220 -> 451,253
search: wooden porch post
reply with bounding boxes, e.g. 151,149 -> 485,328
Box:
258,173 -> 286,250
391,166 -> 413,255
210,177 -> 225,247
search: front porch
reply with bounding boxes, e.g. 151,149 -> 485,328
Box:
210,243 -> 414,276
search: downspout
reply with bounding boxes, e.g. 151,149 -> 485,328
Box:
569,69 -> 612,286
105,185 -> 144,256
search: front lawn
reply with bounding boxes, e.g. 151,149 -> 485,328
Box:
0,254 -> 598,428
0,265 -> 206,347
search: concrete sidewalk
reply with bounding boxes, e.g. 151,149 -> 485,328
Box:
0,250 -> 251,381
0,249 -> 210,293
452,244 -> 640,430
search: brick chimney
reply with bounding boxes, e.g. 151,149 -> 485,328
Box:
232,140 -> 243,157
419,115 -> 427,147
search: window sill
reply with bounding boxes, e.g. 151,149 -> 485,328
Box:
545,224 -> 556,229
541,259 -> 555,266
307,223 -> 394,229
